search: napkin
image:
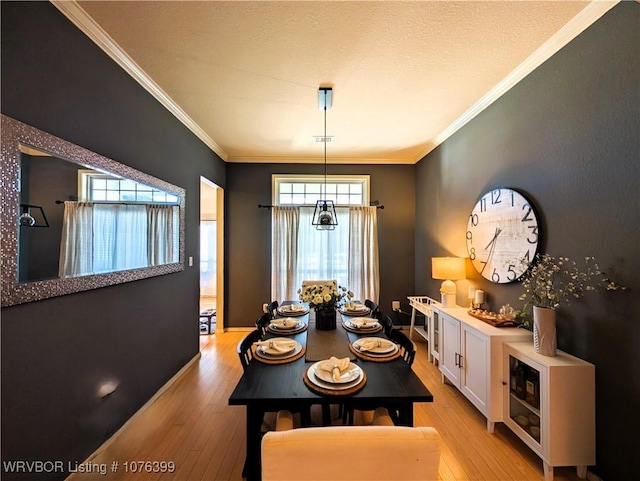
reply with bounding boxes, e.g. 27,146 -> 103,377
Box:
254,340 -> 297,353
283,304 -> 306,312
344,302 -> 367,311
349,318 -> 376,329
271,318 -> 301,329
318,356 -> 351,382
356,338 -> 388,352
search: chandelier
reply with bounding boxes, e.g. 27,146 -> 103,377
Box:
312,87 -> 338,230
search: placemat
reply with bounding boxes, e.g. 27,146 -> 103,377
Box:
349,343 -> 401,362
254,345 -> 306,365
305,319 -> 356,361
341,320 -> 382,334
303,369 -> 367,396
266,323 -> 308,335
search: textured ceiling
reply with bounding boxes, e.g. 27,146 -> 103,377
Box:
64,1 -> 614,164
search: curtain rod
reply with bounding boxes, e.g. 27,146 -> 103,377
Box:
55,200 -> 179,206
258,203 -> 384,210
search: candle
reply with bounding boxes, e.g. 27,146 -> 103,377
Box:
468,286 -> 476,299
474,290 -> 485,305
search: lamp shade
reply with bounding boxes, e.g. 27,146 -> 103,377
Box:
431,257 -> 466,281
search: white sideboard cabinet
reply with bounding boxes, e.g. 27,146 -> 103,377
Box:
503,342 -> 595,481
433,306 -> 532,432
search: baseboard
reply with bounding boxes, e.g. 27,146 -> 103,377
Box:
66,351 -> 202,480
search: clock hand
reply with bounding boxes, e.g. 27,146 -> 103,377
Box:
484,227 -> 503,250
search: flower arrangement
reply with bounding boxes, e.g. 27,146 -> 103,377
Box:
298,283 -> 354,311
519,253 -> 623,316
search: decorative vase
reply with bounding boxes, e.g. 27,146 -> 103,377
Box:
315,308 -> 337,331
533,306 -> 557,356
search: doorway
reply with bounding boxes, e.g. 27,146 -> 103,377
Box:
200,177 -> 223,334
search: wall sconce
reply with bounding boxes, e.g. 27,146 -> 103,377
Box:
18,204 -> 49,227
432,257 -> 466,307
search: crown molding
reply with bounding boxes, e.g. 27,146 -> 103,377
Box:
50,0 -> 229,161
227,155 -> 414,165
412,0 -> 619,164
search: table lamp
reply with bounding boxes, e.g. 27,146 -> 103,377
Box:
432,257 -> 466,307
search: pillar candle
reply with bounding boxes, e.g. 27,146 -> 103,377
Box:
474,289 -> 485,305
468,286 -> 476,299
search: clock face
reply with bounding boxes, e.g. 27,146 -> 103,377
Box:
466,188 -> 540,283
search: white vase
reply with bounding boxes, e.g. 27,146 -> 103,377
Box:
533,306 -> 557,356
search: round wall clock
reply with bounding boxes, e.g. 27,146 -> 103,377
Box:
466,188 -> 540,283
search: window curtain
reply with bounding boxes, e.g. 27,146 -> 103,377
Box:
93,204 -> 148,273
296,206 -> 350,287
348,206 -> 380,304
59,201 -> 94,277
271,206 -> 300,303
148,204 -> 178,265
271,205 -> 378,304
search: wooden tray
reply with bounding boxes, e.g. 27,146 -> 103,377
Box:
467,309 -> 518,328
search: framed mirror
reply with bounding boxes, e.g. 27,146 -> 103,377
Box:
1,114 -> 185,307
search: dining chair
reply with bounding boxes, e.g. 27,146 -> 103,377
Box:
375,310 -> 394,336
388,328 -> 417,366
237,329 -> 264,370
262,411 -> 441,481
255,312 -> 272,336
364,299 -> 379,317
266,300 -> 279,319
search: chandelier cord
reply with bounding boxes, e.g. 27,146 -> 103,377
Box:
323,89 -> 327,201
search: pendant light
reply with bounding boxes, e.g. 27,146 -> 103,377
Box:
312,87 -> 338,230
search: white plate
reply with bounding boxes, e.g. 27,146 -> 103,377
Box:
256,339 -> 301,358
353,337 -> 397,355
313,361 -> 362,384
308,362 -> 364,390
278,305 -> 309,316
269,319 -> 303,331
348,318 -> 379,329
340,307 -> 371,316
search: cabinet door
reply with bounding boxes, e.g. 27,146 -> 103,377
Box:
440,313 -> 461,387
460,326 -> 489,415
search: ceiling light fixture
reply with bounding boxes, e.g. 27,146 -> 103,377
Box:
312,87 -> 338,230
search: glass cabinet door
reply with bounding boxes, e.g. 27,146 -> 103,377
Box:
508,355 -> 541,444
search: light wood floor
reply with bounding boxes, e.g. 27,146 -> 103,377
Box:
69,329 -> 586,481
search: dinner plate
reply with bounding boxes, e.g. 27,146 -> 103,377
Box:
277,305 -> 309,316
269,318 -> 304,331
348,318 -> 379,329
339,307 -> 371,316
256,339 -> 302,359
313,361 -> 362,384
308,362 -> 364,390
353,337 -> 397,355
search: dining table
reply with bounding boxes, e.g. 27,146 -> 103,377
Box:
228,303 -> 434,481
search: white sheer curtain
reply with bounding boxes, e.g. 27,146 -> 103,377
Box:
271,206 -> 300,303
271,206 -> 378,304
59,202 -> 177,277
348,206 -> 380,303
93,204 -> 148,273
59,201 -> 94,277
148,204 -> 178,265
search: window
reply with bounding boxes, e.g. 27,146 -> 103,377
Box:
271,175 -> 379,304
79,171 -> 179,204
273,175 -> 369,207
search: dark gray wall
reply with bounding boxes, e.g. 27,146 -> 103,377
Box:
416,4 -> 639,479
226,163 -> 415,328
1,3 -> 224,480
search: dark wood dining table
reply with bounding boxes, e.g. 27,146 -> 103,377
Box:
228,307 -> 434,481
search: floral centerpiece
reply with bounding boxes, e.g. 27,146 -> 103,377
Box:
298,283 -> 354,330
298,283 -> 354,311
518,253 -> 623,355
